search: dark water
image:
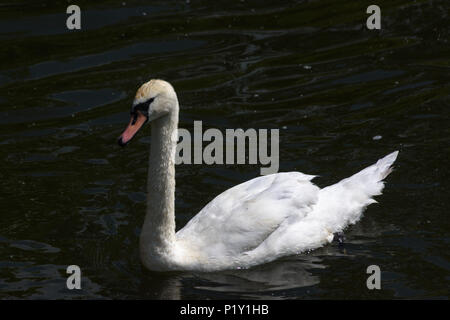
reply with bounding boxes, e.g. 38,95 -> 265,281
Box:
0,0 -> 449,299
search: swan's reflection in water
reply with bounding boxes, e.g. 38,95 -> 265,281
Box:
194,256 -> 323,293
141,254 -> 328,299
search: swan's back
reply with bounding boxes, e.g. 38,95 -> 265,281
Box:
176,172 -> 319,263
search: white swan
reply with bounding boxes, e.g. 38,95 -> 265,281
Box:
118,79 -> 398,272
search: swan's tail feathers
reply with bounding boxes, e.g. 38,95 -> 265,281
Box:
345,150 -> 399,196
315,151 -> 399,233
373,150 -> 399,180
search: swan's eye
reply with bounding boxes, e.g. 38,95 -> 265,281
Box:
132,97 -> 155,115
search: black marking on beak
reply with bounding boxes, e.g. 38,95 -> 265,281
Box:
118,136 -> 127,147
131,112 -> 138,125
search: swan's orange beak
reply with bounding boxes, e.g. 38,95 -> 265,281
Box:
118,111 -> 147,147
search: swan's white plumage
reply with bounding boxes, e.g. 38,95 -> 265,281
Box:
176,172 -> 319,264
175,152 -> 398,271
242,151 -> 399,266
121,79 -> 399,272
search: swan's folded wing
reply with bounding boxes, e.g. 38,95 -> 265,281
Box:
176,172 -> 319,259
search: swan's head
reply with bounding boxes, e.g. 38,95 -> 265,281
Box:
118,79 -> 178,146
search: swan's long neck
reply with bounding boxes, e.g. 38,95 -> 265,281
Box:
140,108 -> 179,267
